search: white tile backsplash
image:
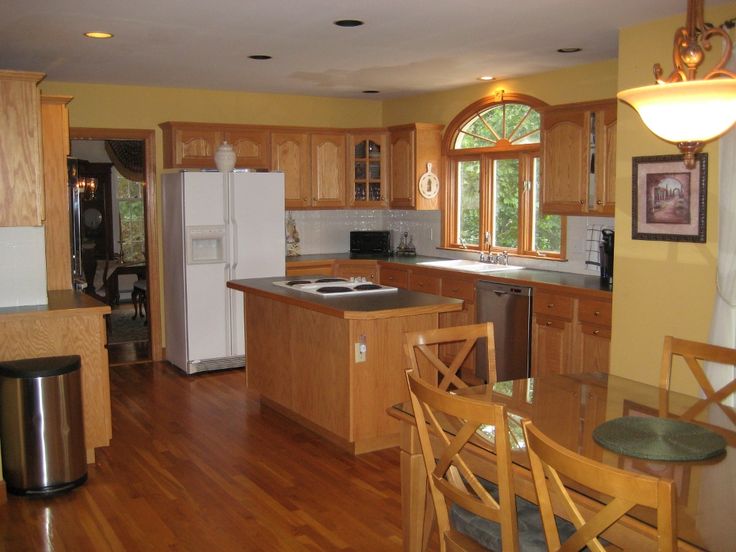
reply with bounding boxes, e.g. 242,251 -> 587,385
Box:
0,226 -> 48,307
287,209 -> 613,276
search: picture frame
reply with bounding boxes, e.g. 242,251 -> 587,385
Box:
631,153 -> 707,243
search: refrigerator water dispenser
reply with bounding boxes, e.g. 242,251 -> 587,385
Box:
186,225 -> 226,264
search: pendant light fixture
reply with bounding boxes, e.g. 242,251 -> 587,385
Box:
617,0 -> 736,168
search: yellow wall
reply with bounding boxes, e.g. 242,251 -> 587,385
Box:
382,59 -> 619,127
611,3 -> 736,393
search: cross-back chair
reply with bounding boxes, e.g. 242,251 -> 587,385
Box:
522,419 -> 677,552
404,322 -> 496,391
406,369 -> 569,551
660,335 -> 736,428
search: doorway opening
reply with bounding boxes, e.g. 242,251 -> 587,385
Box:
70,128 -> 162,365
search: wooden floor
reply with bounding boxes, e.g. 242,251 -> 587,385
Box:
0,362 -> 407,551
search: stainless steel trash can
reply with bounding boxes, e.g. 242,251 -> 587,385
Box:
0,355 -> 87,496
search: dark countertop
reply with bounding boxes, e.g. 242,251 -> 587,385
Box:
227,276 -> 463,320
286,253 -> 612,296
0,290 -> 110,318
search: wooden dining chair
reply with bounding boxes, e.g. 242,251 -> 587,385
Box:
522,419 -> 677,552
660,335 -> 736,426
406,369 -> 553,552
404,322 -> 496,391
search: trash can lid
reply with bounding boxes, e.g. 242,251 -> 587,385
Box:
0,355 -> 81,378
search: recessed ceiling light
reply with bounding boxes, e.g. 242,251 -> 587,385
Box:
478,76 -> 495,81
557,47 -> 582,53
248,55 -> 272,60
84,31 -> 113,39
334,19 -> 364,27
362,90 -> 380,94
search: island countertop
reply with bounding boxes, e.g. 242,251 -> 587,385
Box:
227,276 -> 463,320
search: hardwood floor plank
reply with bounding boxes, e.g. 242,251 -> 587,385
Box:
0,362 -> 409,551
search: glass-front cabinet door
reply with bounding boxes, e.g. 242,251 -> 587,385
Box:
348,132 -> 388,208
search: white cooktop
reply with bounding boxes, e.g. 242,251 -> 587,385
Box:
272,278 -> 398,296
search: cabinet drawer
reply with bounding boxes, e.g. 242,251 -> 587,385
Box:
533,291 -> 574,320
410,273 -> 441,295
578,299 -> 612,327
579,323 -> 611,339
441,277 -> 475,302
379,267 -> 409,288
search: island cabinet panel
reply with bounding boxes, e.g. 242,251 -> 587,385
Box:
236,279 -> 460,454
0,70 -> 45,227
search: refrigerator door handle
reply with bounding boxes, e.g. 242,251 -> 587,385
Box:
224,265 -> 233,355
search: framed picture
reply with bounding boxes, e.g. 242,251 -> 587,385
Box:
631,153 -> 707,243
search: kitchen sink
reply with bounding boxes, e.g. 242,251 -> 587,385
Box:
417,259 -> 525,273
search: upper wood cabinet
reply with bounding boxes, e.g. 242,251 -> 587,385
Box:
0,70 -> 45,227
311,132 -> 346,208
41,95 -> 73,290
348,131 -> 388,209
388,123 -> 443,210
160,122 -> 270,169
272,131 -> 311,209
540,99 -> 616,216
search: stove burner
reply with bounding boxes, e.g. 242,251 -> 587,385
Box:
316,286 -> 355,294
286,280 -> 312,286
315,278 -> 348,283
354,284 -> 382,290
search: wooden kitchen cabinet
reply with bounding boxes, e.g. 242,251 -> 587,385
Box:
348,132 -> 388,208
160,122 -> 269,169
388,123 -> 443,210
333,260 -> 378,282
379,265 -> 410,289
540,99 -> 616,216
0,70 -> 45,227
575,297 -> 612,374
272,131 -> 311,209
41,94 -> 73,290
311,132 -> 346,208
285,260 -> 334,277
532,291 -> 574,376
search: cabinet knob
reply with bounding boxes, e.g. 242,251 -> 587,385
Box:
596,200 -> 603,205
593,329 -> 600,335
594,310 -> 600,316
579,199 -> 584,204
547,303 -> 554,309
417,282 -> 424,287
546,321 -> 552,326
451,287 -> 459,292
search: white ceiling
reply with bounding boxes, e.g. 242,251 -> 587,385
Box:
0,0 -> 732,99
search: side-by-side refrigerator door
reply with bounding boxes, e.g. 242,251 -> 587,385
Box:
229,172 -> 286,358
183,172 -> 230,368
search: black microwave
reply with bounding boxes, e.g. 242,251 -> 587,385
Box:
350,231 -> 391,258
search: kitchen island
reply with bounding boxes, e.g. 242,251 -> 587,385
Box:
227,276 -> 463,453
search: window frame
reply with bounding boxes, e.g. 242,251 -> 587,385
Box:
442,93 -> 566,259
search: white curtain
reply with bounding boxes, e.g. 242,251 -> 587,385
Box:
708,45 -> 736,407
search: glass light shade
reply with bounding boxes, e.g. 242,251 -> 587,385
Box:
618,79 -> 736,143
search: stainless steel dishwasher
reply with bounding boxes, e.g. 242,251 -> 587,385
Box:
475,280 -> 532,382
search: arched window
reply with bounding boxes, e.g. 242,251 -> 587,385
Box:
443,93 -> 565,258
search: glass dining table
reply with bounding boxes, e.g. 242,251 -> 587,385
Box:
389,372 -> 735,552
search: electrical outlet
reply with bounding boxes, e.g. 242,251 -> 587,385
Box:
354,342 -> 366,363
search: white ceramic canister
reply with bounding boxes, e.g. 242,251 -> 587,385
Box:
214,141 -> 236,172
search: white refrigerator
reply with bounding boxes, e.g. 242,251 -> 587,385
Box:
162,170 -> 285,374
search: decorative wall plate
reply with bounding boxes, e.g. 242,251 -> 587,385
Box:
418,162 -> 440,199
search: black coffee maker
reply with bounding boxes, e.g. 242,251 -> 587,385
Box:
599,229 -> 614,288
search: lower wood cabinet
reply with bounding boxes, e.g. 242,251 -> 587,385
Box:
379,265 -> 410,288
333,260 -> 377,282
285,260 -> 334,277
438,275 -> 478,382
532,291 -> 612,377
409,270 -> 441,295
